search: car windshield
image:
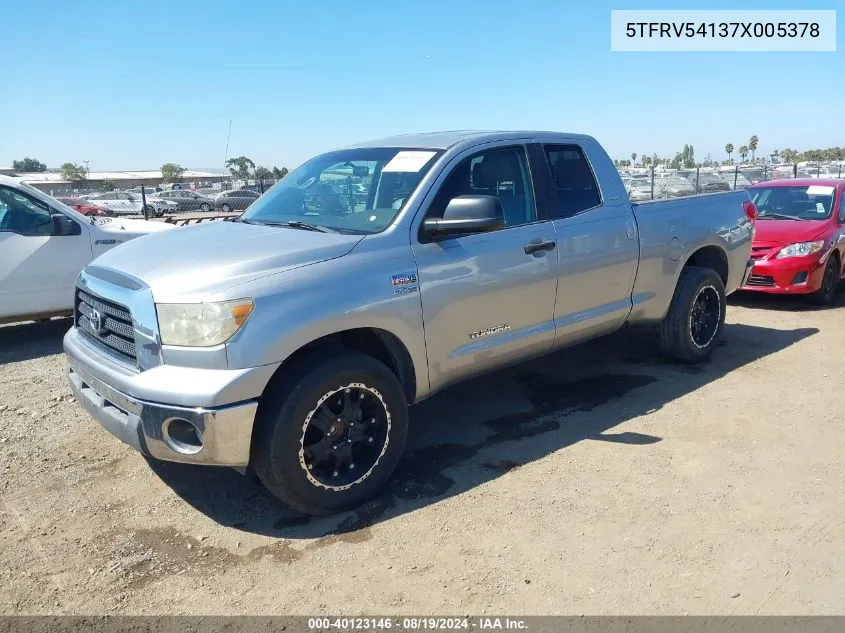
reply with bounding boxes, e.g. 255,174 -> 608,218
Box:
240,147 -> 442,234
751,185 -> 835,220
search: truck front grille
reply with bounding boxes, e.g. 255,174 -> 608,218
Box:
75,288 -> 137,363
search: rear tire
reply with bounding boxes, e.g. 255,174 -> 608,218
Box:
221,203 -> 231,213
200,203 -> 211,212
657,266 -> 726,363
251,352 -> 409,515
810,257 -> 839,306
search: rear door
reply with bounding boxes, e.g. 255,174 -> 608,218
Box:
411,142 -> 559,392
538,141 -> 639,348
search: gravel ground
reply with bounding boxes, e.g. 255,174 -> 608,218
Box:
1,291 -> 844,615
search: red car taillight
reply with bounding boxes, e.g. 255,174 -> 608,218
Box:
743,200 -> 757,224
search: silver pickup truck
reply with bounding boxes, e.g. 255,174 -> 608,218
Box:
64,131 -> 756,514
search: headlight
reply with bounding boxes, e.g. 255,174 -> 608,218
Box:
156,299 -> 254,347
775,240 -> 825,259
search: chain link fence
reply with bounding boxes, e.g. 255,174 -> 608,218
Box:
622,162 -> 844,202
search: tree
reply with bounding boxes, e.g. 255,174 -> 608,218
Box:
725,143 -> 734,163
12,157 -> 47,172
748,135 -> 759,162
770,149 -> 780,163
272,166 -> 289,179
100,179 -> 115,191
161,163 -> 185,183
225,156 -> 255,180
703,153 -> 713,166
780,148 -> 797,163
738,145 -> 749,162
670,144 -> 695,169
631,153 -> 637,165
254,165 -> 273,181
60,162 -> 86,181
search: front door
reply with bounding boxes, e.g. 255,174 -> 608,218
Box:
411,144 -> 559,393
0,186 -> 91,319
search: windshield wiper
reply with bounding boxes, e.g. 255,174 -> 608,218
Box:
758,213 -> 803,221
249,219 -> 336,233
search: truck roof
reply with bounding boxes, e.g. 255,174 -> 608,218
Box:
346,130 -> 596,150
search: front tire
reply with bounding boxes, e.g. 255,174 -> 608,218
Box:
200,202 -> 211,212
657,266 -> 726,363
221,203 -> 231,213
251,352 -> 409,515
810,257 -> 839,306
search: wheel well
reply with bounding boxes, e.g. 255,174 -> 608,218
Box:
268,328 -> 417,403
684,245 -> 728,285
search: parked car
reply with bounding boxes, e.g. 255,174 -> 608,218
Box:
80,191 -> 178,217
628,178 -> 653,201
742,179 -> 844,304
63,130 -> 754,515
213,189 -> 261,212
155,190 -> 215,213
719,171 -> 751,190
55,196 -> 114,217
0,176 -> 175,324
678,171 -> 732,193
655,175 -> 696,198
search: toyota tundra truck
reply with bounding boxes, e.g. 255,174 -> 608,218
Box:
64,131 -> 756,514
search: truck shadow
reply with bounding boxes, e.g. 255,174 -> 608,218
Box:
147,322 -> 817,539
0,318 -> 72,364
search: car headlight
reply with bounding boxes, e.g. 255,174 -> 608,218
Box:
156,299 -> 254,347
775,240 -> 825,259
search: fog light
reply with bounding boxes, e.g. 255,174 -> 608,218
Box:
791,271 -> 808,285
162,417 -> 204,455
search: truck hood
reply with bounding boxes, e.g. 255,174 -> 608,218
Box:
91,220 -> 365,301
753,219 -> 831,246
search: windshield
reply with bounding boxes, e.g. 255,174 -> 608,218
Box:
241,147 -> 442,234
751,185 -> 836,220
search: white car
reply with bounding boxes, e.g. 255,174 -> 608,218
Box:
0,176 -> 175,324
80,191 -> 178,217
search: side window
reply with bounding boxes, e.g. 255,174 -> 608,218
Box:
544,145 -> 602,218
0,186 -> 54,236
429,146 -> 536,228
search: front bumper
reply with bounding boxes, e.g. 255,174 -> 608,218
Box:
742,256 -> 826,295
64,327 -> 268,467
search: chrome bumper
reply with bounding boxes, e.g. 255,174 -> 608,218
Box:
65,331 -> 261,467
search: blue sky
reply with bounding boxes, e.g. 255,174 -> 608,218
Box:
1,0 -> 841,171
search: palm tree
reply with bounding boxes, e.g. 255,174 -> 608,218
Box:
631,153 -> 637,165
770,149 -> 780,163
749,135 -> 759,162
738,146 -> 749,163
725,143 -> 734,163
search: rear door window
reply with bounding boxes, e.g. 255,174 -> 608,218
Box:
544,145 -> 602,219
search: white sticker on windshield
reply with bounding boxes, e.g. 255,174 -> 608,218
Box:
382,151 -> 437,173
806,185 -> 834,196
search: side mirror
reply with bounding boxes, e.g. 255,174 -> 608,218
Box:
51,213 -> 80,236
422,195 -> 504,239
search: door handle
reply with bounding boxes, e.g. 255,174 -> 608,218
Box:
524,239 -> 556,255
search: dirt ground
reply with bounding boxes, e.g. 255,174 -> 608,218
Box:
1,291 -> 843,615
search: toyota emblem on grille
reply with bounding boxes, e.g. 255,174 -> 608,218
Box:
89,308 -> 106,334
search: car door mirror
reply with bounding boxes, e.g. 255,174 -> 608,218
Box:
422,195 -> 504,239
51,213 -> 80,236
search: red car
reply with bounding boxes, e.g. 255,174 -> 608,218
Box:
55,196 -> 113,217
743,179 -> 845,304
